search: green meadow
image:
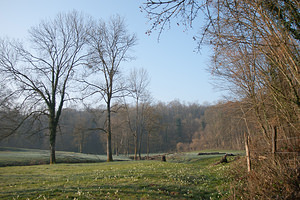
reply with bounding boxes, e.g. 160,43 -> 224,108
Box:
0,148 -> 242,199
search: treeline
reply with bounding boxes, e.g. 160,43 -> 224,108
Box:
0,100 -> 248,155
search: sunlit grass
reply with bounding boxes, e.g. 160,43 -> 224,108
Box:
0,158 -> 234,199
0,148 -> 241,199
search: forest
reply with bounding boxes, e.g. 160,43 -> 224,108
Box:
0,100 -> 247,156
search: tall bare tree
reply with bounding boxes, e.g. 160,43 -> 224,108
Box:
84,15 -> 137,162
128,67 -> 150,160
0,11 -> 89,164
142,0 -> 299,198
143,0 -> 299,148
72,113 -> 87,153
143,102 -> 161,158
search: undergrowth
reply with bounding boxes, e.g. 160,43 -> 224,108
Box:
228,156 -> 300,200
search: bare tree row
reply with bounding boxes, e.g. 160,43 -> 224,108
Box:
0,11 -> 137,163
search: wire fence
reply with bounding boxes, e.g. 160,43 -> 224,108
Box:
244,128 -> 300,172
275,136 -> 300,141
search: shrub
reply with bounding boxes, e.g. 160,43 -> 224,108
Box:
229,156 -> 300,200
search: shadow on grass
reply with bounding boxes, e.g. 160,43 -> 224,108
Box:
0,181 -> 218,199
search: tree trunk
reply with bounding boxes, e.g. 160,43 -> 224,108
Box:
107,132 -> 113,161
114,138 -> 119,156
134,99 -> 139,160
50,141 -> 56,164
79,140 -> 83,153
107,103 -> 113,162
147,131 -> 150,159
134,134 -> 138,160
49,125 -> 56,164
244,132 -> 251,172
116,146 -> 119,156
126,131 -> 129,156
138,129 -> 143,160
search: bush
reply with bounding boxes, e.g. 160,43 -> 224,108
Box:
176,142 -> 189,152
229,156 -> 300,200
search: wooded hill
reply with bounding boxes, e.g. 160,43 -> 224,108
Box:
0,100 -> 248,156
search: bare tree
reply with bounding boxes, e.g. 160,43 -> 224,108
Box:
205,0 -> 300,143
142,0 -> 206,41
73,113 -> 87,153
127,67 -> 150,160
84,15 -> 137,162
142,0 -> 299,198
143,102 -> 161,158
0,11 -> 89,164
142,0 -> 299,149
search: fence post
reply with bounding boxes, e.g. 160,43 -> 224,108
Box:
272,126 -> 277,161
244,132 -> 251,172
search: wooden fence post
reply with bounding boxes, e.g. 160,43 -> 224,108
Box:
244,132 -> 251,172
272,126 -> 277,161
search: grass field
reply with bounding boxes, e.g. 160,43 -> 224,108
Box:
0,148 -> 243,199
0,147 -> 130,167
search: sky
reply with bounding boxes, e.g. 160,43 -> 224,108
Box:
0,0 -> 226,104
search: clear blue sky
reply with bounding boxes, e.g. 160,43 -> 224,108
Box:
1,0 -> 225,104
